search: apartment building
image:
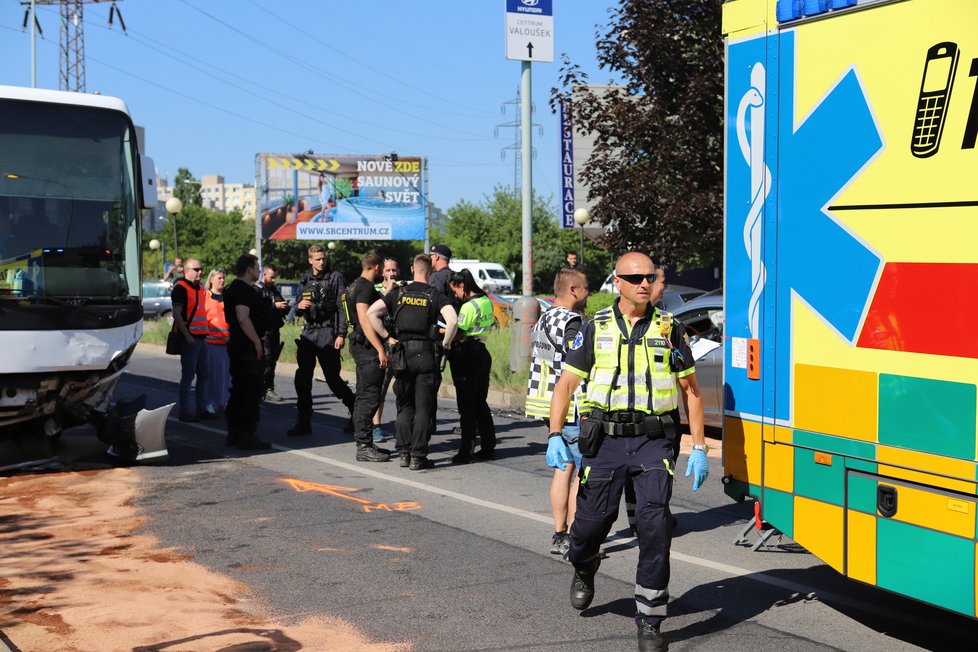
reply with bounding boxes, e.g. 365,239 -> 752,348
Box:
200,175 -> 257,220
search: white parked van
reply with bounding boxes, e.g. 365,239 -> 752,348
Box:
449,259 -> 514,294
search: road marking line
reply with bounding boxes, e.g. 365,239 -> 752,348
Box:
168,419 -> 939,631
279,445 -> 554,524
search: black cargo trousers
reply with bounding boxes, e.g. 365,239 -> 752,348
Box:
261,328 -> 282,393
226,341 -> 264,439
393,339 -> 438,458
350,334 -> 385,447
294,326 -> 355,418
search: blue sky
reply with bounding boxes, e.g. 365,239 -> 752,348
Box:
0,1 -> 619,215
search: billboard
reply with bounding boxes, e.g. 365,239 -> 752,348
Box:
256,153 -> 426,241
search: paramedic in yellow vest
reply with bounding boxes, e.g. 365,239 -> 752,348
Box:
171,258 -> 211,422
525,267 -> 589,556
448,268 -> 497,463
548,252 -> 709,652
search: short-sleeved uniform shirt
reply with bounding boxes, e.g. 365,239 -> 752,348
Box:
563,316 -> 583,352
563,301 -> 696,383
224,278 -> 267,345
346,277 -> 381,334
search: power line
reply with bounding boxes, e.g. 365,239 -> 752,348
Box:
80,10 -> 490,146
4,22 -> 507,172
242,0 -> 497,119
23,0 -> 125,92
313,2 -> 499,89
175,0 -> 488,139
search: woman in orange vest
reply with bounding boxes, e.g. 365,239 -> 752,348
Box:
204,268 -> 231,414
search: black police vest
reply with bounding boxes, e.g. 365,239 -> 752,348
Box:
393,284 -> 436,341
301,274 -> 338,326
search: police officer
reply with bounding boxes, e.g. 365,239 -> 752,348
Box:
427,244 -> 457,436
427,244 -> 453,296
366,253 -> 457,470
371,257 -> 407,443
548,252 -> 710,652
447,269 -> 497,463
256,263 -> 289,402
288,243 -> 355,436
344,252 -> 390,462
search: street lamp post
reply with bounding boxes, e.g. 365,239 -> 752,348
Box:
165,197 -> 183,261
327,241 -> 336,265
148,239 -> 161,279
573,207 -> 592,268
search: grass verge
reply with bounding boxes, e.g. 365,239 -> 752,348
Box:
140,320 -> 530,393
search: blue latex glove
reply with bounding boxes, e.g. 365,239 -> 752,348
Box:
685,448 -> 709,491
546,436 -> 573,471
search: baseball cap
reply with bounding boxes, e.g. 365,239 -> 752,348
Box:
430,244 -> 452,260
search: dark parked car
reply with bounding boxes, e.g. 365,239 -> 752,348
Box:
142,280 -> 173,322
674,289 -> 723,430
275,281 -> 300,322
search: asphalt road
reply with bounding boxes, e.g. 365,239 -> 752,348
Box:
42,347 -> 978,650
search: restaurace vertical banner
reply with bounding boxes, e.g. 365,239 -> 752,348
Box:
559,99 -> 575,228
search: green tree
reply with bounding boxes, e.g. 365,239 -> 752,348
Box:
173,167 -> 202,208
438,186 -> 611,293
551,0 -> 723,271
259,239 -> 425,282
146,205 -> 253,279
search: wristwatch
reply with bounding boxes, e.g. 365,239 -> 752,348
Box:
693,444 -> 709,453
548,432 -> 564,440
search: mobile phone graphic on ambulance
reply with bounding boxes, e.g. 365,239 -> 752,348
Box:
911,42 -> 960,158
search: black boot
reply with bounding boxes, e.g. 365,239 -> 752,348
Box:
409,456 -> 434,470
451,441 -> 474,464
356,444 -> 390,462
637,622 -> 668,651
399,452 -> 411,468
569,556 -> 600,610
287,416 -> 312,437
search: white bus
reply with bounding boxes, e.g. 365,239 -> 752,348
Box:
0,85 -> 164,466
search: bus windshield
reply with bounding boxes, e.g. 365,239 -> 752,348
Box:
0,99 -> 140,301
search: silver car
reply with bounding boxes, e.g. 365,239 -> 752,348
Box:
141,280 -> 173,322
674,289 -> 723,430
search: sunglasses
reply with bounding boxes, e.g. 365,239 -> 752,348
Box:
189,267 -> 203,272
616,273 -> 659,285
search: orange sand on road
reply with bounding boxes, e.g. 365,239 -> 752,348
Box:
0,468 -> 409,652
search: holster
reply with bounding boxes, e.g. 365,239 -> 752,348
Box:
388,342 -> 408,372
578,415 -> 606,458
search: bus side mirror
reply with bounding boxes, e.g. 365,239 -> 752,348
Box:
140,154 -> 157,209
